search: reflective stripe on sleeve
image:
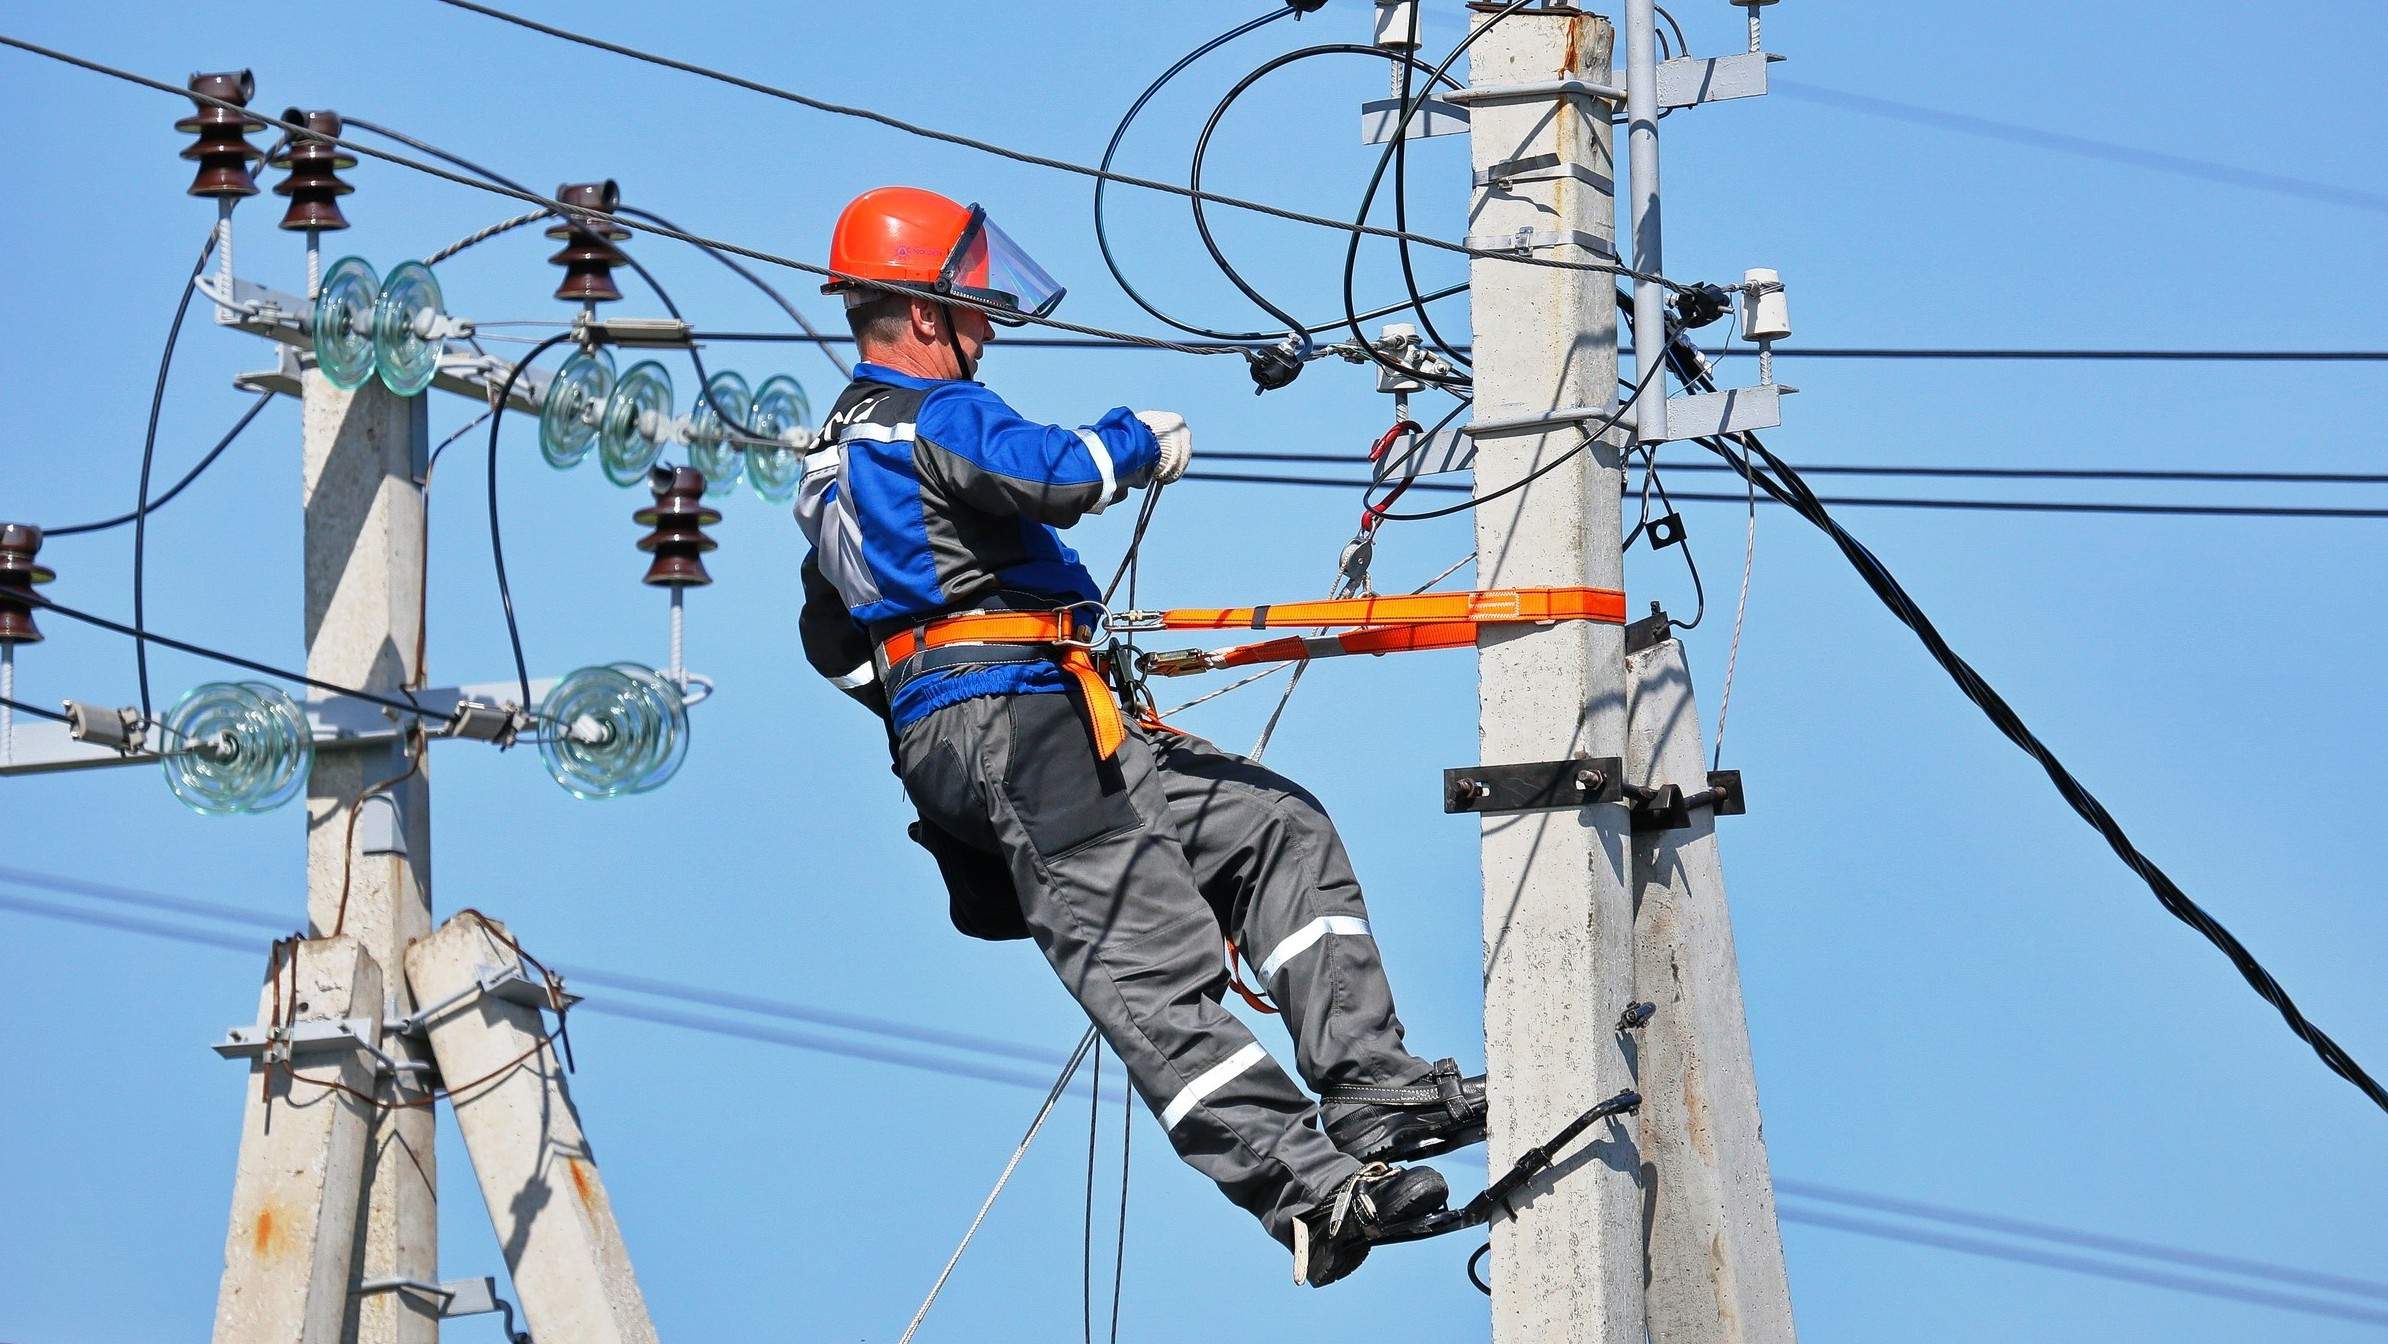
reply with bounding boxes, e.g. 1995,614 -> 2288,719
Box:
1158,1041 -> 1268,1131
828,660 -> 876,690
1256,916 -> 1372,981
1075,428 -> 1120,513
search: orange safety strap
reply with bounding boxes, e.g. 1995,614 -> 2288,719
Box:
1145,623 -> 1481,677
877,610 -> 1127,759
1223,938 -> 1280,1015
1126,585 -> 1627,632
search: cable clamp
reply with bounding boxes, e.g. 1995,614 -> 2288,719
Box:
63,701 -> 146,755
1137,648 -> 1216,679
1622,771 -> 1747,833
1104,609 -> 1165,634
575,315 -> 695,349
1461,227 -> 1617,261
445,699 -> 525,747
1472,154 -> 1614,195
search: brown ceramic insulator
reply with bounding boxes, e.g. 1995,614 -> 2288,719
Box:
175,70 -> 266,199
545,180 -> 630,305
633,467 -> 720,588
0,524 -> 55,645
268,108 -> 355,232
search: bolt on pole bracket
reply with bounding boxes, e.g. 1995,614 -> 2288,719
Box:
1444,756 -> 1623,815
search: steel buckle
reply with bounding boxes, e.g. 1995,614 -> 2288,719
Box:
1104,609 -> 1164,633
1138,648 -> 1213,678
1048,600 -> 1110,650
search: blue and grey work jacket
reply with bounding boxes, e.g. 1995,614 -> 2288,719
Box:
793,362 -> 1160,730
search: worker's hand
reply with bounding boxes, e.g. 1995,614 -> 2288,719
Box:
1135,411 -> 1193,485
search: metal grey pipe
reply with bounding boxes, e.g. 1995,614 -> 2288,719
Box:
1624,0 -> 1668,444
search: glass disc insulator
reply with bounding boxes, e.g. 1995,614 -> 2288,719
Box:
608,661 -> 690,793
311,256 -> 380,391
538,664 -> 678,799
160,681 -> 313,816
746,374 -> 811,504
372,260 -> 447,397
599,360 -> 675,488
539,348 -> 616,470
686,370 -> 753,498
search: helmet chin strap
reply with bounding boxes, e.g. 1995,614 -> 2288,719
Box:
937,306 -> 978,381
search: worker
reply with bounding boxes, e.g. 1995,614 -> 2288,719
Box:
792,187 -> 1486,1286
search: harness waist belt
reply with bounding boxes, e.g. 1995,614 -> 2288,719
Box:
877,608 -> 1126,759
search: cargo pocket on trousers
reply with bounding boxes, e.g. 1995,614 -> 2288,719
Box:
999,691 -> 1140,859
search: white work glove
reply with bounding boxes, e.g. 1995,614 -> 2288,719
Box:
1135,410 -> 1193,485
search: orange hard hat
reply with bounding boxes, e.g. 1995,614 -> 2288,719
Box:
823,186 -> 1065,326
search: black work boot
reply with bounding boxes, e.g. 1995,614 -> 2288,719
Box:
1320,1058 -> 1489,1163
1290,1162 -> 1449,1287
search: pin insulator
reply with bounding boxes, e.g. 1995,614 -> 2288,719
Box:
547,180 -> 630,305
268,108 -> 355,232
0,523 -> 55,645
175,70 -> 266,199
634,466 -> 719,588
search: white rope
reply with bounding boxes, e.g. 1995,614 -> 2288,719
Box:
897,1025 -> 1098,1344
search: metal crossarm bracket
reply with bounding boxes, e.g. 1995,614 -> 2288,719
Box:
1655,52 -> 1777,110
358,1276 -> 518,1325
1361,96 -> 1471,145
1654,384 -> 1787,442
1461,226 -> 1618,260
1444,757 -> 1623,815
1443,77 -> 1625,107
212,1015 -> 423,1078
396,958 -> 580,1038
195,273 -> 549,412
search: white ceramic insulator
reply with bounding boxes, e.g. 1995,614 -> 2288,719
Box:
1741,267 -> 1791,341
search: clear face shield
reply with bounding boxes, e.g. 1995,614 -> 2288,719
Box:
939,206 -> 1066,327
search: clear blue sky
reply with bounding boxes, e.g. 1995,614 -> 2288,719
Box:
4,2 -> 2385,1340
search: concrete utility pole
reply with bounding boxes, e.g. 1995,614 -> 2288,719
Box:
1626,633 -> 1796,1341
1463,10 -> 1641,1342
301,372 -> 438,1344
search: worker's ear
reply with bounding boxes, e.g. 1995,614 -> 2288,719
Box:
908,296 -> 947,345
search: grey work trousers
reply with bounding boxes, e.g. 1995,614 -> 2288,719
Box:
893,688 -> 1434,1244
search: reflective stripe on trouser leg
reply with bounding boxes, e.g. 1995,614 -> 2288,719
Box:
1255,915 -> 1372,981
892,696 -> 1359,1245
1153,730 -> 1435,1097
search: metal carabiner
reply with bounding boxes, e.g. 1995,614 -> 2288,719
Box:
1048,600 -> 1111,650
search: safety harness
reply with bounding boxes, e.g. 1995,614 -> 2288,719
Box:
874,586 -> 1629,761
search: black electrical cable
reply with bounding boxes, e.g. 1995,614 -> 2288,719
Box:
1640,454 -> 1704,629
131,231 -> 219,725
1686,421 -> 2388,1115
24,594 -> 433,722
1095,8 -> 1471,343
1368,376 -> 1656,524
49,392 -> 274,539
343,113 -> 538,196
1388,0 -> 1470,371
0,694 -> 72,725
486,332 -> 578,712
610,251 -> 756,438
1340,0 -> 1540,391
1187,43 -> 1468,352
1095,3 -> 1301,342
1081,1042 -> 1099,1344
419,0 -> 1683,291
617,204 -> 852,382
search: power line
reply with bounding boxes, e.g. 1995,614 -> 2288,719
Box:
1200,452 -> 2388,486
420,0 -> 1685,292
8,876 -> 2386,1329
45,392 -> 275,538
1179,471 -> 2388,520
0,38 -> 1234,359
701,331 -> 2388,362
1778,1203 -> 2388,1329
1772,80 -> 2388,217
